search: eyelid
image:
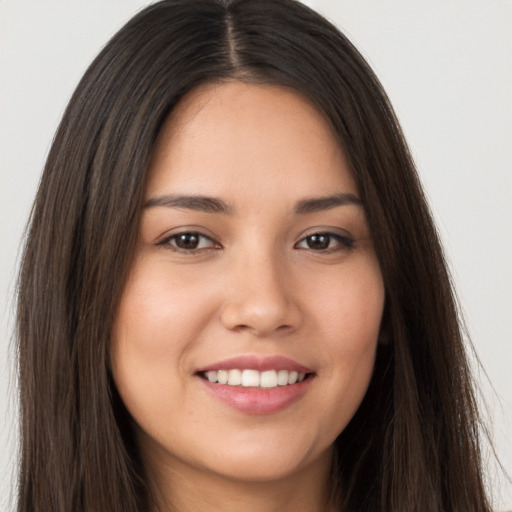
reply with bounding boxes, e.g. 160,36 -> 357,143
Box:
154,225 -> 358,254
155,225 -> 218,243
295,226 -> 355,241
156,227 -> 221,252
294,227 -> 356,251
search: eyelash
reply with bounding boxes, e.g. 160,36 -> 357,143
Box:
295,232 -> 355,252
158,232 -> 219,253
158,230 -> 355,254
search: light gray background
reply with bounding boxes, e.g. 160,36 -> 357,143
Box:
1,0 -> 511,510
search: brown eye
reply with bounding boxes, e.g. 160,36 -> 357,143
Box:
160,232 -> 218,252
175,233 -> 201,250
295,232 -> 355,252
306,234 -> 330,250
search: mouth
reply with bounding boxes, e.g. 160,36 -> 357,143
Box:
198,368 -> 312,388
195,356 -> 315,414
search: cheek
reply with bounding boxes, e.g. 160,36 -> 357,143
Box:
310,255 -> 385,347
109,256 -> 216,416
112,254 -> 218,356
305,257 -> 384,429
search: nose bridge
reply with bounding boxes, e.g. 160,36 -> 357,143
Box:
220,241 -> 299,335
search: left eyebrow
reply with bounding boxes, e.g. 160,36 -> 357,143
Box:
294,193 -> 363,214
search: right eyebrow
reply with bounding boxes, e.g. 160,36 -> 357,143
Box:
143,194 -> 233,214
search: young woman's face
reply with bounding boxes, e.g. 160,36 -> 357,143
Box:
111,82 -> 385,486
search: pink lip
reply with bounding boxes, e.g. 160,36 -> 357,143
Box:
196,355 -> 315,415
197,355 -> 313,374
200,377 -> 313,415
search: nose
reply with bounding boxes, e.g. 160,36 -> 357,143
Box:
220,250 -> 301,337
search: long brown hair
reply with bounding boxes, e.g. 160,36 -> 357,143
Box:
16,1 -> 491,510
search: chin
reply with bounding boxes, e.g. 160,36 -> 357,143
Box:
194,432 -> 334,484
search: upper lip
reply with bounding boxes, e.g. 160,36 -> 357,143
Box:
196,355 -> 314,374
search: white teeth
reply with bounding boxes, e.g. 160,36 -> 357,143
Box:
260,370 -> 277,388
217,370 -> 229,385
206,371 -> 217,382
241,369 -> 260,387
288,371 -> 298,384
202,369 -> 309,388
227,369 -> 242,386
277,369 -> 289,386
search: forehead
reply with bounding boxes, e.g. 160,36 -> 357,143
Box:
146,81 -> 358,201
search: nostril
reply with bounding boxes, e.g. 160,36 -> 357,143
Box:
220,300 -> 301,336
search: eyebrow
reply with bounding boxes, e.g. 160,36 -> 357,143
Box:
144,195 -> 233,214
294,193 -> 363,214
143,192 -> 363,215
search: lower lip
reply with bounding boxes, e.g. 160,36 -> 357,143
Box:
199,377 -> 313,415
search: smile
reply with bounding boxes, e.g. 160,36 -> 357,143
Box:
196,356 -> 315,414
201,369 -> 308,388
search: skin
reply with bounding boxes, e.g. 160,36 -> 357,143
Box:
111,81 -> 385,512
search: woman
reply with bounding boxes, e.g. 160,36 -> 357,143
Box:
15,0 -> 492,511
